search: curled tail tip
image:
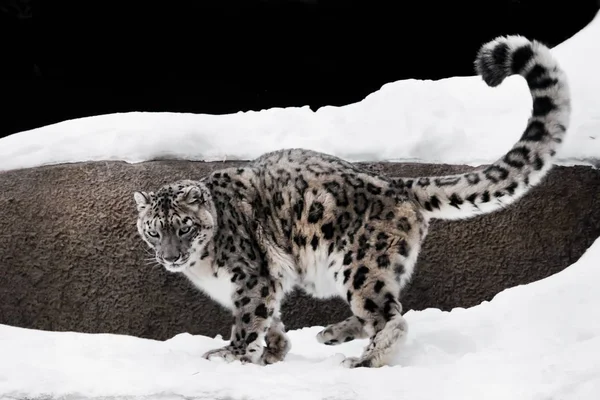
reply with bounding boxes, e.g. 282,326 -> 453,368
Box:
474,35 -> 551,87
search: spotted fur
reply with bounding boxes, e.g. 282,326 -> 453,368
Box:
133,36 -> 571,368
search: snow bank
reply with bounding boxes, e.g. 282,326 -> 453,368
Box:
1,12 -> 599,172
2,237 -> 599,400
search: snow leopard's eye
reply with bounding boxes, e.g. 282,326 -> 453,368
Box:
147,230 -> 159,238
179,226 -> 191,235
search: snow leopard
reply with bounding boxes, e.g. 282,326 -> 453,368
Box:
133,35 -> 570,368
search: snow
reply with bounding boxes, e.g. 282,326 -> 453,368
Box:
1,12 -> 600,172
2,10 -> 600,400
2,237 -> 600,400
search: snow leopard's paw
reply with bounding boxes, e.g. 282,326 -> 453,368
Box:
317,326 -> 345,345
317,316 -> 368,345
202,345 -> 264,365
261,346 -> 286,365
261,329 -> 291,365
340,356 -> 373,369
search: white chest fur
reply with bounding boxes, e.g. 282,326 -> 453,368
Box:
181,259 -> 235,310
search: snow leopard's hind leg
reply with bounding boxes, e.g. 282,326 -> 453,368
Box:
316,315 -> 369,345
341,271 -> 408,368
332,209 -> 417,368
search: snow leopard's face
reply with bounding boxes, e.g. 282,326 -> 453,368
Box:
133,179 -> 216,273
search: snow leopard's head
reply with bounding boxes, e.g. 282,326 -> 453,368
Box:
133,179 -> 216,273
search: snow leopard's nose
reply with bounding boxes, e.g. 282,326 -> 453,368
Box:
163,253 -> 180,263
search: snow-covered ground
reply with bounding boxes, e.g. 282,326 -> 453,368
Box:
2,10 -> 600,400
1,237 -> 599,400
1,12 -> 600,172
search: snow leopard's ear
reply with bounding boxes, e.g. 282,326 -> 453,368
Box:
182,186 -> 204,205
133,191 -> 152,212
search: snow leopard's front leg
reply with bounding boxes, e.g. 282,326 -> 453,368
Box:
202,271 -> 282,365
262,312 -> 291,365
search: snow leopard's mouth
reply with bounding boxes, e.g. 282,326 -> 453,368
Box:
163,264 -> 188,273
160,256 -> 191,272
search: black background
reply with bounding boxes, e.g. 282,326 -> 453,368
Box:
2,0 -> 599,139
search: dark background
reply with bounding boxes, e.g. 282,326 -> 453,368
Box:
2,0 -> 599,139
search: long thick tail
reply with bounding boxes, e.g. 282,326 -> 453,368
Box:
396,35 -> 571,220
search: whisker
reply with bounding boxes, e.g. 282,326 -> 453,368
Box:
144,261 -> 162,268
137,242 -> 154,255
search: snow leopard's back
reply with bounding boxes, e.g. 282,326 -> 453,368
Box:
244,148 -> 424,298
